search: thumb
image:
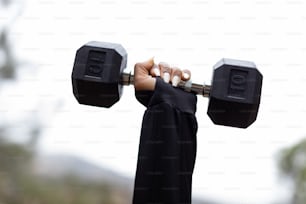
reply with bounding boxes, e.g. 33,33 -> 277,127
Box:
134,57 -> 156,91
134,57 -> 154,73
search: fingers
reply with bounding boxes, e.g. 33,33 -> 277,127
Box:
158,62 -> 171,83
171,68 -> 182,87
182,69 -> 191,81
158,62 -> 191,87
149,63 -> 160,77
134,58 -> 192,90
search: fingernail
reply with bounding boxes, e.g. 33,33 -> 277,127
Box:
172,75 -> 181,87
163,73 -> 170,83
183,72 -> 190,79
152,64 -> 160,76
153,68 -> 160,76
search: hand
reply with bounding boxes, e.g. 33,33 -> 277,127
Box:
134,58 -> 191,91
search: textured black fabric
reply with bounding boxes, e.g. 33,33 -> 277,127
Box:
133,77 -> 198,204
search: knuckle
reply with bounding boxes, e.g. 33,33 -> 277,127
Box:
172,68 -> 182,76
159,62 -> 168,66
134,62 -> 142,69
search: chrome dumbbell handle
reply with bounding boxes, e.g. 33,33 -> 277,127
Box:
121,72 -> 211,97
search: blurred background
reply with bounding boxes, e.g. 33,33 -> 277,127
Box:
1,0 -> 306,203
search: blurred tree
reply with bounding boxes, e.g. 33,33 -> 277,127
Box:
0,2 -> 131,203
0,135 -> 127,204
0,0 -> 25,79
279,138 -> 306,204
0,29 -> 15,78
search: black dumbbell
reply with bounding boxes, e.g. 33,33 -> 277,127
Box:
71,41 -> 263,128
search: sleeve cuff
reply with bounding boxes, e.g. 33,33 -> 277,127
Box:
135,77 -> 197,114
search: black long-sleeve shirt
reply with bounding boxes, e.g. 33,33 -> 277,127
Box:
133,77 -> 198,204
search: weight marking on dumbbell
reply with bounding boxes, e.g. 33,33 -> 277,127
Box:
231,75 -> 246,87
85,51 -> 107,77
88,50 -> 106,62
90,57 -> 105,62
88,65 -> 103,74
228,69 -> 248,99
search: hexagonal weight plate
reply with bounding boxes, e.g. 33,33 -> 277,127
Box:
207,58 -> 263,128
71,41 -> 127,108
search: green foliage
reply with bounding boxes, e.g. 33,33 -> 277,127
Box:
279,138 -> 306,204
279,139 -> 306,177
0,139 -> 32,170
12,175 -> 113,204
0,138 -> 123,204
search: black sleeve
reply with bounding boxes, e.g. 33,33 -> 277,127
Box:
133,77 -> 198,204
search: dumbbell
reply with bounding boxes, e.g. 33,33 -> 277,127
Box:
71,41 -> 263,128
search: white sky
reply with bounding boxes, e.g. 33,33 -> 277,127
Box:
2,0 -> 306,203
